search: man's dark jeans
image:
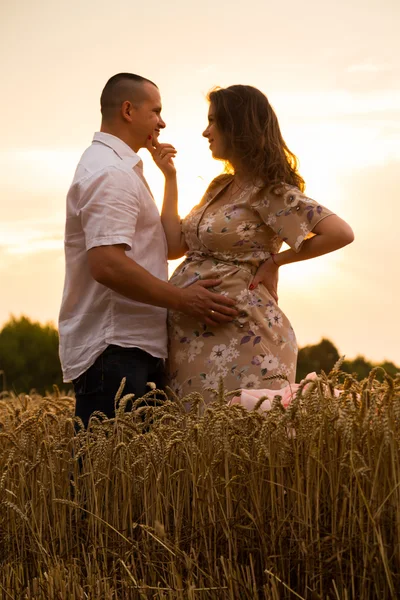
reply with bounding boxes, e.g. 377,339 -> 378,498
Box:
73,345 -> 166,428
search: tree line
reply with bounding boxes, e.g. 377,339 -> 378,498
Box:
0,316 -> 398,395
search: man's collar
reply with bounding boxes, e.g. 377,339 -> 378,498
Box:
92,132 -> 141,168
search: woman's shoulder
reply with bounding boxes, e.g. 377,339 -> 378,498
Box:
208,173 -> 233,190
196,174 -> 233,208
188,174 -> 232,213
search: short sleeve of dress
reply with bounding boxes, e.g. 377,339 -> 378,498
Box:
251,184 -> 335,252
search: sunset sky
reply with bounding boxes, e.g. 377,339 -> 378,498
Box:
1,0 -> 399,365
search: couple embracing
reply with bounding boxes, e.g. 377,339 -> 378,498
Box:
58,73 -> 353,427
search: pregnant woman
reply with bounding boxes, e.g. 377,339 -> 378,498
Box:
158,85 -> 354,401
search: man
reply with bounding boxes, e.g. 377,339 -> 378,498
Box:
58,73 -> 237,427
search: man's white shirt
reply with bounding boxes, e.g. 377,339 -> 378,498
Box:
58,132 -> 168,382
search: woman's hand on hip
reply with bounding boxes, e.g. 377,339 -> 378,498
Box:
249,258 -> 279,303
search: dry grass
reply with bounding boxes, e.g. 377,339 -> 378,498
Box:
0,368 -> 399,599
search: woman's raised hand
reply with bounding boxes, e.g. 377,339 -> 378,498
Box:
146,135 -> 177,178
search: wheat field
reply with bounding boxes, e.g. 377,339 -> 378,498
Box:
0,368 -> 399,599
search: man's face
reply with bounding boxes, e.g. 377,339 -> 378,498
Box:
130,82 -> 166,148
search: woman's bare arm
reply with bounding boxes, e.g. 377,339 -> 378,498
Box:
161,173 -> 188,259
250,214 -> 354,301
146,136 -> 188,259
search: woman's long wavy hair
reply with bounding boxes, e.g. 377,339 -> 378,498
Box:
208,85 -> 305,192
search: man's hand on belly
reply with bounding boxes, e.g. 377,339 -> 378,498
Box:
178,279 -> 239,326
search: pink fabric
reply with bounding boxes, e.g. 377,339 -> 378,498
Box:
229,372 -> 341,412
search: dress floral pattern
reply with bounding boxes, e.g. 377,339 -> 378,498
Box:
167,174 -> 334,401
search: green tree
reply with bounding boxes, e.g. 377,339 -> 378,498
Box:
378,360 -> 399,378
0,315 -> 67,394
342,355 -> 373,380
342,357 -> 399,380
297,339 -> 399,381
297,338 -> 340,381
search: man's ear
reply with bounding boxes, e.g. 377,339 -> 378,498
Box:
121,100 -> 133,122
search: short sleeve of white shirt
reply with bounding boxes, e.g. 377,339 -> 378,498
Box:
79,166 -> 140,251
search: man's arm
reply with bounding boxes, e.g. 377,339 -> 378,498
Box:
87,244 -> 238,326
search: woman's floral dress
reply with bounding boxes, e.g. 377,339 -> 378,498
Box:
167,174 -> 334,401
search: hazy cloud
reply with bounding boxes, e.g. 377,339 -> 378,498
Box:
347,63 -> 392,73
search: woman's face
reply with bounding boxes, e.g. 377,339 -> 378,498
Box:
202,104 -> 228,160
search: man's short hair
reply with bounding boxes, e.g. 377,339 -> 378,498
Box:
100,73 -> 157,120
